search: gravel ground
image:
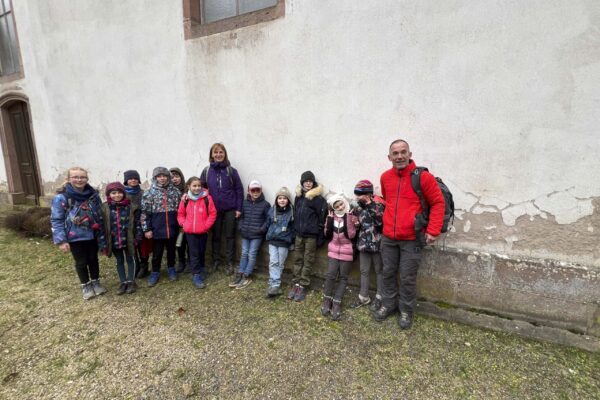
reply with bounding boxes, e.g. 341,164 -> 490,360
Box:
0,228 -> 599,399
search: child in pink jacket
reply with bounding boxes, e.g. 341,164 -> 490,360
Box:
320,194 -> 358,321
177,176 -> 217,288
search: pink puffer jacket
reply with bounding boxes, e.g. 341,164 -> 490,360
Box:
325,212 -> 358,262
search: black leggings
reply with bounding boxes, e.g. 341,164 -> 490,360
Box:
70,240 -> 100,284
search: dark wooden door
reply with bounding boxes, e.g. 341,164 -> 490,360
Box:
8,102 -> 39,200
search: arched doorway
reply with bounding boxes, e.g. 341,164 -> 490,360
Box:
0,93 -> 41,205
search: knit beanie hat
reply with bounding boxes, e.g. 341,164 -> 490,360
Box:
123,170 -> 141,185
152,166 -> 170,179
354,179 -> 374,195
106,181 -> 126,197
275,186 -> 292,203
300,170 -> 316,185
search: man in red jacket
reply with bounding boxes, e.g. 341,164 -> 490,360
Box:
374,139 -> 445,329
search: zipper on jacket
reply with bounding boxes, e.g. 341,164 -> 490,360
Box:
163,191 -> 170,238
192,200 -> 197,232
394,174 -> 401,239
116,206 -> 122,248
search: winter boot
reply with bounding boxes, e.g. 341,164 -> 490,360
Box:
192,274 -> 206,289
320,296 -> 333,316
90,279 -> 107,296
136,263 -> 149,279
330,300 -> 342,321
369,297 -> 382,313
294,286 -> 307,302
147,271 -> 160,287
287,284 -> 299,300
81,282 -> 96,300
167,267 -> 177,281
116,282 -> 127,295
126,281 -> 137,294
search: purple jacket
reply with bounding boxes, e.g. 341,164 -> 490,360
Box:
201,162 -> 243,212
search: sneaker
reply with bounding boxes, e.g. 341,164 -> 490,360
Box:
81,282 -> 96,300
175,261 -> 186,273
294,286 -> 307,302
192,274 -> 206,289
373,306 -> 396,322
229,273 -> 243,288
147,271 -> 160,287
398,311 -> 413,330
320,296 -> 333,316
126,281 -> 137,294
350,296 -> 371,309
330,300 -> 342,321
90,279 -> 107,296
369,297 -> 382,313
287,284 -> 299,300
116,282 -> 127,295
167,267 -> 177,281
236,276 -> 252,289
266,286 -> 282,297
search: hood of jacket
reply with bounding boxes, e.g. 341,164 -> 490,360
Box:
295,183 -> 323,201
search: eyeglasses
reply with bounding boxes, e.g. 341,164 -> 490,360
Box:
70,176 -> 88,181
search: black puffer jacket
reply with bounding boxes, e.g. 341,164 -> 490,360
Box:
293,184 -> 327,240
239,193 -> 271,239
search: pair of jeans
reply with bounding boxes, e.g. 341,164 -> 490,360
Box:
70,240 -> 100,284
358,251 -> 383,298
239,238 -> 262,276
113,248 -> 136,282
323,258 -> 352,301
212,210 -> 236,266
268,244 -> 289,288
292,236 -> 317,287
186,233 -> 208,276
151,237 -> 177,272
380,237 -> 422,314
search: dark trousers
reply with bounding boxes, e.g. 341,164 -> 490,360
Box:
70,240 -> 100,284
212,210 -> 236,266
177,233 -> 188,264
292,236 -> 317,287
151,237 -> 177,272
380,236 -> 422,314
186,233 -> 208,276
323,258 -> 352,301
113,248 -> 136,282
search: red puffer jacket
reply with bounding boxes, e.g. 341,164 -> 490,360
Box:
380,160 -> 445,241
177,192 -> 217,235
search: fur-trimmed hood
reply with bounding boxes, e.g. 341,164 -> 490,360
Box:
295,184 -> 324,200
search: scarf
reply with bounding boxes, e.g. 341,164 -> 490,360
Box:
124,185 -> 141,195
64,183 -> 96,202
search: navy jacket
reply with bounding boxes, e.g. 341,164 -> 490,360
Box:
239,193 -> 271,240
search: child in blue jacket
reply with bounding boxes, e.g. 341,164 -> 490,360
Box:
265,187 -> 295,297
51,167 -> 108,300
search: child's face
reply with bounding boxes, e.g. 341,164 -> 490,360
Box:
333,200 -> 345,213
212,147 -> 226,162
302,180 -> 314,191
171,173 -> 182,186
110,190 -> 124,202
69,170 -> 88,190
356,194 -> 371,204
249,188 -> 261,200
276,195 -> 289,208
126,178 -> 139,187
189,180 -> 202,195
156,174 -> 169,185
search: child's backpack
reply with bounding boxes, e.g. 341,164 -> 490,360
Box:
200,165 -> 233,188
183,195 -> 210,211
411,167 -> 454,234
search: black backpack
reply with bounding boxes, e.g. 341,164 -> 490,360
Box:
411,167 -> 455,237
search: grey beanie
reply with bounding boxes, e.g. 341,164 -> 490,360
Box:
152,166 -> 170,179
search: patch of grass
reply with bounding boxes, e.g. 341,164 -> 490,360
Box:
0,227 -> 599,399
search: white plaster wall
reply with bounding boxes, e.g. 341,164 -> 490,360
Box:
2,0 -> 600,260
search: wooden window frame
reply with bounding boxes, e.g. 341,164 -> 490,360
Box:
183,0 -> 284,39
0,0 -> 23,83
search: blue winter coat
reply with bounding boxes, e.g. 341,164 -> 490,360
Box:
266,205 -> 295,247
50,184 -> 107,250
239,193 -> 271,240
